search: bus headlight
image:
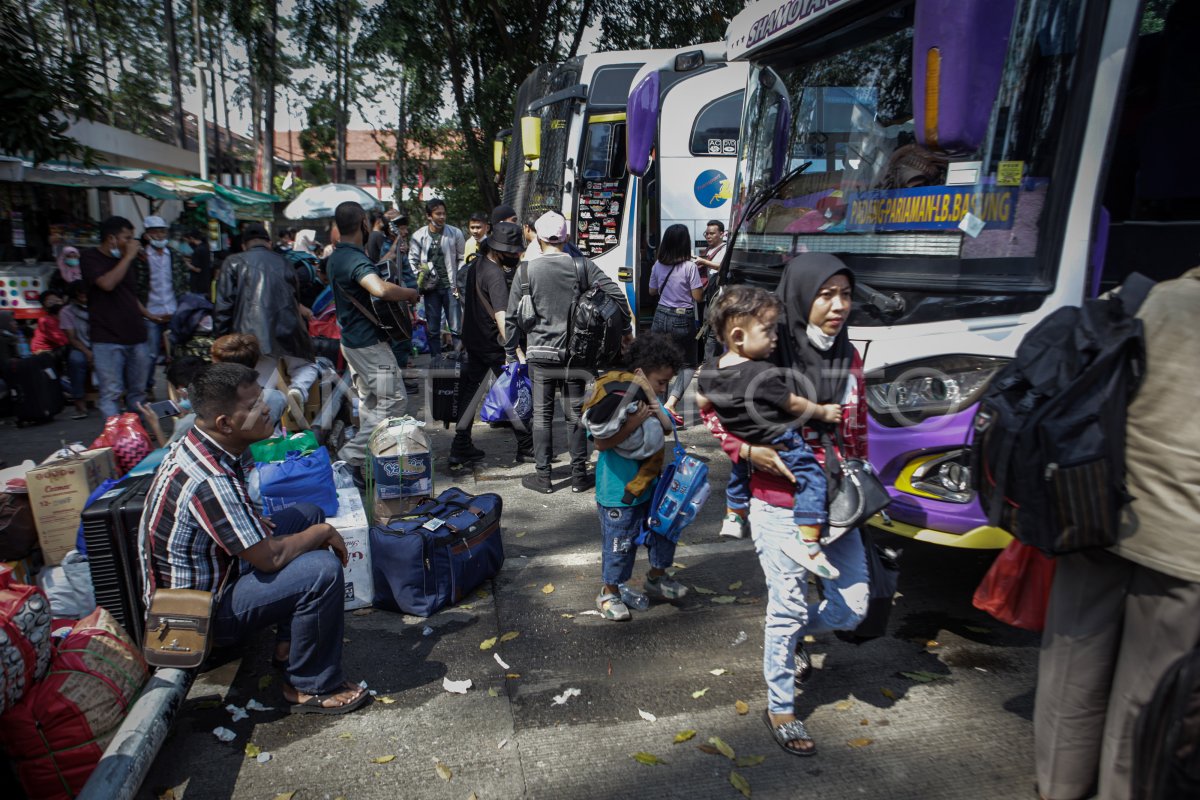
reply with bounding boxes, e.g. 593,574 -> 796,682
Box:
865,355 -> 1008,426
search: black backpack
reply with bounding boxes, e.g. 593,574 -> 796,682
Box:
972,274 -> 1156,555
566,256 -> 627,368
1132,647 -> 1200,800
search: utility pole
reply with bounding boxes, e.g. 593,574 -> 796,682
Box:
191,0 -> 208,180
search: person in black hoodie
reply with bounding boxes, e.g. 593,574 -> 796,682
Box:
505,211 -> 632,493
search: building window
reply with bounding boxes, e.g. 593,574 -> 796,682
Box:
344,168 -> 356,183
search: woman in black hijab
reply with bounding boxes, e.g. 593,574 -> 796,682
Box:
701,252 -> 871,758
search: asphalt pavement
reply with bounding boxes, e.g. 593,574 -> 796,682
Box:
128,412 -> 1040,800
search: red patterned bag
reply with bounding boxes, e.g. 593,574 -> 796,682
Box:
0,607 -> 148,800
0,564 -> 52,716
91,413 -> 153,475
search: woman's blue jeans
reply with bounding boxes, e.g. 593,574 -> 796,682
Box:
749,498 -> 870,714
651,306 -> 696,404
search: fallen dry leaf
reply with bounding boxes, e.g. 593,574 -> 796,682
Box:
475,589 -> 490,600
372,755 -> 396,764
468,793 -> 479,800
541,583 -> 555,594
632,752 -> 666,766
638,708 -> 657,722
515,531 -> 526,538
696,744 -> 721,755
673,729 -> 697,744
351,607 -> 373,616
499,631 -> 520,642
847,738 -> 874,748
710,668 -> 728,676
561,613 -> 575,619
860,719 -> 870,726
505,673 -> 521,679
338,732 -> 353,740
729,581 -> 743,591
158,791 -> 176,800
926,640 -> 940,648
487,687 -> 499,697
378,696 -> 396,705
691,687 -> 710,699
709,736 -> 735,760
735,700 -> 749,715
434,761 -> 452,781
672,562 -> 687,569
272,793 -> 296,800
900,670 -> 944,683
730,770 -> 752,798
693,586 -> 716,595
244,743 -> 261,758
834,700 -> 854,711
711,595 -> 737,604
736,755 -> 765,768
803,635 -> 816,644
479,637 -> 497,650
881,687 -> 897,700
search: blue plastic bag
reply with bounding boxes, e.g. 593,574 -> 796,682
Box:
480,363 -> 533,424
257,447 -> 339,517
411,320 -> 429,355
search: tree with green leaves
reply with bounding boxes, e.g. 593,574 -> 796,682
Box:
593,0 -> 742,50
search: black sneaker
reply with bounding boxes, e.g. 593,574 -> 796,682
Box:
521,473 -> 553,494
794,643 -> 812,687
571,473 -> 595,493
514,447 -> 536,465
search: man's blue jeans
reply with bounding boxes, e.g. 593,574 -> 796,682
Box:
92,342 -> 150,419
65,348 -> 89,401
423,287 -> 460,357
213,503 -> 347,695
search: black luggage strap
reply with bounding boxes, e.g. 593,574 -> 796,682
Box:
1117,272 -> 1156,316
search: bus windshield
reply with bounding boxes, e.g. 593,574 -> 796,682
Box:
732,0 -> 1090,324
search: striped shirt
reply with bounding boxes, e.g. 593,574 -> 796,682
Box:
138,427 -> 267,606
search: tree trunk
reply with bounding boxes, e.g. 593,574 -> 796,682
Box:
20,0 -> 41,64
86,0 -> 116,123
163,0 -> 187,149
263,0 -> 277,194
334,0 -> 348,183
567,0 -> 594,58
246,32 -> 262,190
218,31 -> 234,183
433,0 -> 499,209
207,31 -> 222,179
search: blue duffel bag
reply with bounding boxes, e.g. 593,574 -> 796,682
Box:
370,487 -> 504,617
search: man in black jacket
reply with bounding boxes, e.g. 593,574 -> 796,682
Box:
451,222 -> 533,468
214,223 -> 318,427
504,211 -> 632,493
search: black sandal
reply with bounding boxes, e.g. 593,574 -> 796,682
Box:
763,709 -> 817,757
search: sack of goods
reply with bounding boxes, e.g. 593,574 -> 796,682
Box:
256,445 -> 339,518
367,416 -> 433,525
0,565 -> 52,716
370,487 -> 504,617
0,607 -> 148,800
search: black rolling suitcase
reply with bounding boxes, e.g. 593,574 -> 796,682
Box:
9,352 -> 64,425
427,352 -> 465,428
79,474 -> 154,645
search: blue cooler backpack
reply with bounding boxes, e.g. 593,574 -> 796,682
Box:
637,426 -> 710,545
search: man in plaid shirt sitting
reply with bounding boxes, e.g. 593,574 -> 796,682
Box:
139,362 -> 369,715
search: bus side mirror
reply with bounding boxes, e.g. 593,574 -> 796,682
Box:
913,0 -> 1016,151
521,116 -> 542,162
626,72 -> 659,178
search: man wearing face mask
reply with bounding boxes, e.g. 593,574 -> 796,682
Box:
327,202 -> 420,486
138,216 -> 187,395
450,221 -> 533,468
81,216 -> 156,420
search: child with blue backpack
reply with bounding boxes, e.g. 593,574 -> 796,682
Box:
697,286 -> 841,579
582,332 -> 689,621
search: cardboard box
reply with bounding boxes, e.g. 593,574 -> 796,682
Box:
327,487 -> 374,611
25,448 -> 117,565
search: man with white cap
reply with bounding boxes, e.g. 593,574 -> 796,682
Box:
505,210 -> 632,494
139,215 -> 187,394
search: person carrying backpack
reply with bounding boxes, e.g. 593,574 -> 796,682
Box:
504,210 -> 632,494
1034,267 -> 1200,800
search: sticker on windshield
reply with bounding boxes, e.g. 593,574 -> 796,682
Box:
694,169 -> 732,208
997,161 -> 1024,186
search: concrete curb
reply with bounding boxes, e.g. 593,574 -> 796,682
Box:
78,668 -> 194,800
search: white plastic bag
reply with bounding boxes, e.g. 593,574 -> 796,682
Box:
36,551 -> 96,619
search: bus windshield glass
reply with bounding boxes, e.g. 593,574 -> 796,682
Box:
732,0 -> 1090,320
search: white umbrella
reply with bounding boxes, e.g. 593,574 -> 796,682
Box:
283,183 -> 384,220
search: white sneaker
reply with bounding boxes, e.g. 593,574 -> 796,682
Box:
780,536 -> 840,580
719,512 -> 748,539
